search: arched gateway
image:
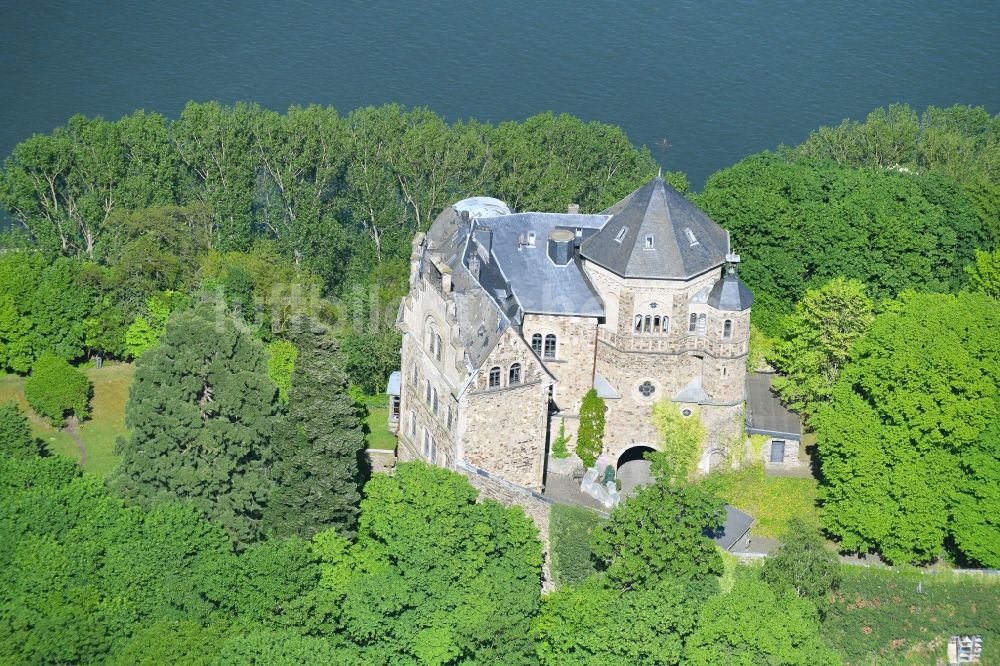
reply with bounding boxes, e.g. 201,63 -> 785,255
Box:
615,445 -> 657,494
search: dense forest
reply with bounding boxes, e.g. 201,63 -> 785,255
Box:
1,102 -> 998,664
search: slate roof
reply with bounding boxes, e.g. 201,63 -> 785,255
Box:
581,177 -> 730,279
424,206 -> 513,371
594,372 -> 621,399
711,505 -> 756,551
707,269 -> 754,311
745,372 -> 802,439
474,212 -> 610,317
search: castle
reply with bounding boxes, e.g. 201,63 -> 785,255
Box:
394,176 -> 757,492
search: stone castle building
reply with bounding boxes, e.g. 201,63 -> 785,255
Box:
394,176 -> 754,492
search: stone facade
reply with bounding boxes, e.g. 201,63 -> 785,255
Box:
396,177 -> 754,502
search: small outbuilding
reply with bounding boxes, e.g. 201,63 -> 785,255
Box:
711,505 -> 755,552
745,372 -> 803,469
386,370 -> 401,432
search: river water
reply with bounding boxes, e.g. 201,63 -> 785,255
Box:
1,0 -> 997,187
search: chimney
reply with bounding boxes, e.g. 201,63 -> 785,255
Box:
460,210 -> 470,224
548,229 -> 575,266
567,203 -> 580,214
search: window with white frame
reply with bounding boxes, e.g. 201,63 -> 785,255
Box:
531,333 -> 543,355
488,366 -> 501,388
544,334 -> 557,359
509,363 -> 522,385
644,234 -> 654,249
697,313 -> 707,335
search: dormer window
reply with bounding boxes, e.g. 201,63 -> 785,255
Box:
575,227 -> 583,237
684,227 -> 699,246
644,234 -> 654,249
527,231 -> 536,247
615,227 -> 628,243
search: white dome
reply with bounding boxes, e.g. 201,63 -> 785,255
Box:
452,196 -> 512,219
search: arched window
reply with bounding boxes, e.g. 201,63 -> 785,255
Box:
531,333 -> 543,355
661,316 -> 670,334
544,334 -> 557,359
723,319 -> 733,339
509,363 -> 522,385
689,313 -> 698,333
697,314 -> 707,335
643,315 -> 651,333
409,411 -> 416,437
434,333 -> 443,361
425,380 -> 432,405
431,387 -> 439,415
634,315 -> 642,333
652,315 -> 661,333
488,366 -> 501,388
447,405 -> 453,430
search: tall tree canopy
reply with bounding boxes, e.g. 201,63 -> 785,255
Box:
769,277 -> 874,423
110,298 -> 283,546
265,320 -> 366,540
592,470 -> 725,591
815,291 -> 1000,565
695,153 -> 992,325
313,462 -> 543,664
685,576 -> 841,666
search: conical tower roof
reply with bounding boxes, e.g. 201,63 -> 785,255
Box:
580,177 -> 730,279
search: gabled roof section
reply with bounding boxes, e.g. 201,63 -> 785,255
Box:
581,177 -> 729,279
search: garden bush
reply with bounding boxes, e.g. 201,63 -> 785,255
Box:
23,353 -> 91,426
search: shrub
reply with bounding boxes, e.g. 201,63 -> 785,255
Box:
549,503 -> 603,587
551,419 -> 571,459
0,402 -> 38,458
576,389 -> 605,469
23,353 -> 91,426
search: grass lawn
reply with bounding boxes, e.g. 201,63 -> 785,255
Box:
361,395 -> 397,451
702,464 -> 820,539
0,363 -> 133,476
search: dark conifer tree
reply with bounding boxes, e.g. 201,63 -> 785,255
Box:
110,297 -> 281,547
265,319 -> 366,539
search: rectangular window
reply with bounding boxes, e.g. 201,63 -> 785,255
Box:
644,234 -> 654,249
422,428 -> 430,458
689,313 -> 697,333
447,405 -> 453,430
409,411 -> 416,437
575,227 -> 583,237
770,440 -> 786,463
527,231 -> 536,247
430,437 -> 437,464
425,380 -> 432,405
432,388 -> 439,415
615,227 -> 628,243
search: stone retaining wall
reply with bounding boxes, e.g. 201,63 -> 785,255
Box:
455,461 -> 556,591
